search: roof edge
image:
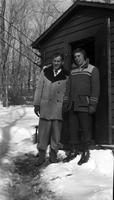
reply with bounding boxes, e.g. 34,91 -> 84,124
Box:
31,0 -> 114,49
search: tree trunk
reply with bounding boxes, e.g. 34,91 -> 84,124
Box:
0,0 -> 8,106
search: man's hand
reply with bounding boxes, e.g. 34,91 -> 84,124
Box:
34,105 -> 40,117
89,105 -> 96,114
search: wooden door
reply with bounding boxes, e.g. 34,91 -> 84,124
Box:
94,22 -> 109,144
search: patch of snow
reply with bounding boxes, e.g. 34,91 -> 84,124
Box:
41,150 -> 113,200
0,128 -> 3,143
10,126 -> 31,143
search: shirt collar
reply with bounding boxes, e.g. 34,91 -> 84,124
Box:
53,68 -> 62,76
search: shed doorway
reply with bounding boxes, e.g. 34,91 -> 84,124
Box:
61,28 -> 110,146
71,37 -> 95,66
69,28 -> 109,144
61,37 -> 97,146
70,37 -> 97,144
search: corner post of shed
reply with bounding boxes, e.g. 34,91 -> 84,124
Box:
107,16 -> 112,144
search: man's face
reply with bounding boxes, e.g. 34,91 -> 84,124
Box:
52,56 -> 63,70
74,52 -> 85,67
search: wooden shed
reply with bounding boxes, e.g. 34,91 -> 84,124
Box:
32,0 -> 114,145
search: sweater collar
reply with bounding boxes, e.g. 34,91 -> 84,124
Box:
72,59 -> 89,69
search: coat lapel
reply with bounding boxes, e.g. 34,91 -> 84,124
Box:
44,65 -> 67,82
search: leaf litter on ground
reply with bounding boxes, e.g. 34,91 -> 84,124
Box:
8,153 -> 60,200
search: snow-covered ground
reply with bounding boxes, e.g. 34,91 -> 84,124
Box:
0,103 -> 113,200
41,149 -> 113,200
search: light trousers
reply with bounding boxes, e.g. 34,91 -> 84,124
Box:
38,118 -> 62,152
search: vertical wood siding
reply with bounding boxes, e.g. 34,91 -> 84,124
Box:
111,16 -> 114,142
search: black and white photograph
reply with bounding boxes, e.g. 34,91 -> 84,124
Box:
0,0 -> 113,199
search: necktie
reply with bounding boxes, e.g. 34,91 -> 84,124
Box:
55,69 -> 58,76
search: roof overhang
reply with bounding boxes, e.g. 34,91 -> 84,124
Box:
31,0 -> 114,49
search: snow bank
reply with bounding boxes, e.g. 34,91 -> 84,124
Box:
0,105 -> 38,157
41,150 -> 113,200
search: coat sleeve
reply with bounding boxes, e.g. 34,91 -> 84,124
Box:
90,67 -> 100,109
33,69 -> 44,106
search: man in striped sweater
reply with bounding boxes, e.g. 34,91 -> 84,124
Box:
63,48 -> 100,165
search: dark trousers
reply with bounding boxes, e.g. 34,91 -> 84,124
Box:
69,108 -> 92,150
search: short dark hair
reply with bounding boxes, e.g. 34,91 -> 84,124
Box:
52,52 -> 64,60
73,48 -> 87,60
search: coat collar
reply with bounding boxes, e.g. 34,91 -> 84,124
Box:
44,65 -> 67,82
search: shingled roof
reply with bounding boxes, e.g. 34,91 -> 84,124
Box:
31,0 -> 114,49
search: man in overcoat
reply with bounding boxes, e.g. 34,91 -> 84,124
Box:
63,48 -> 100,165
34,53 -> 68,165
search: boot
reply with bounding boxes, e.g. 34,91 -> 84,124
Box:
49,148 -> 58,163
35,149 -> 45,166
63,148 -> 78,163
78,149 -> 90,165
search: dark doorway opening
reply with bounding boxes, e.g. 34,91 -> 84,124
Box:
71,37 -> 96,143
61,34 -> 109,147
71,37 -> 95,66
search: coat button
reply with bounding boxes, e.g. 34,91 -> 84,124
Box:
57,91 -> 60,93
58,82 -> 60,84
57,100 -> 59,102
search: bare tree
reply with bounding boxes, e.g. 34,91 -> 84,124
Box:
0,0 -> 8,106
0,0 -> 70,106
0,0 -> 33,105
30,0 -> 64,40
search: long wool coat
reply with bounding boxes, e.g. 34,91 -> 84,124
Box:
34,65 -> 68,120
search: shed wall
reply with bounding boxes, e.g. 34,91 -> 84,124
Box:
40,8 -> 107,66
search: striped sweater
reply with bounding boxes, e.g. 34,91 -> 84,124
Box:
64,61 -> 100,112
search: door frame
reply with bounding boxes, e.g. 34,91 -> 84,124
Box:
107,17 -> 112,144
